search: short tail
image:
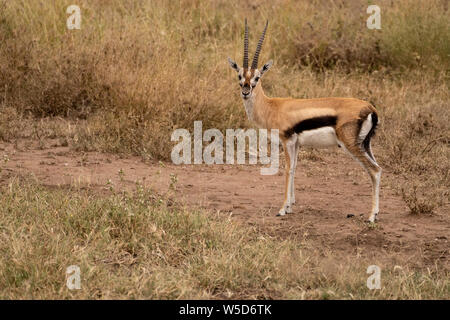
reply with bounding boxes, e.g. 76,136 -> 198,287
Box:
358,112 -> 378,161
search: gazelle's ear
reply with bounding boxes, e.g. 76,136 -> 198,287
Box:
228,57 -> 240,72
260,60 -> 273,77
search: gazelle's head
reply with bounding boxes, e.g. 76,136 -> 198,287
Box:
228,19 -> 273,100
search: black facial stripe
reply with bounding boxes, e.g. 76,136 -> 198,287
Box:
284,116 -> 337,138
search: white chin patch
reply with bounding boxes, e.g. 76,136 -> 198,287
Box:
298,126 -> 338,148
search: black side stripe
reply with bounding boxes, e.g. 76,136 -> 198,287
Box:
284,116 -> 337,138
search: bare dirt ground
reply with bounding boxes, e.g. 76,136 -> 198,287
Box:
1,140 -> 448,270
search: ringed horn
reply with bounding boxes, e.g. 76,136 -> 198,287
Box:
251,20 -> 268,70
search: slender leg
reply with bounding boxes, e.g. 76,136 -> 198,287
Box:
278,135 -> 297,216
369,168 -> 381,222
290,139 -> 300,205
339,140 -> 382,222
364,149 -> 382,222
277,141 -> 290,216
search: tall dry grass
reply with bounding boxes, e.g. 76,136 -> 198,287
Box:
0,1 -> 448,208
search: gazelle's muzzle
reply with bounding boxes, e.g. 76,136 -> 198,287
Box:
241,84 -> 251,99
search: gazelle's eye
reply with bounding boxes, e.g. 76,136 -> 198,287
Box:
238,75 -> 242,80
254,77 -> 260,82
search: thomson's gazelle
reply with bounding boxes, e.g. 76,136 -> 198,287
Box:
228,20 -> 382,222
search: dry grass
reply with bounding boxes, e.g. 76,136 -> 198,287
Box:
0,1 -> 448,154
0,180 -> 448,299
0,0 -> 448,298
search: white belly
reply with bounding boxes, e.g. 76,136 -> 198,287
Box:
298,126 -> 338,148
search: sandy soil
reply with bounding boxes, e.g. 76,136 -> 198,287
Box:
0,140 -> 448,270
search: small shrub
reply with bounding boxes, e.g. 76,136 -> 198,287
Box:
401,185 -> 440,215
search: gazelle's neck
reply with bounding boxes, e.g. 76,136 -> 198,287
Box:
242,82 -> 271,128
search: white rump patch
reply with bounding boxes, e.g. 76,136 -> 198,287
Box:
358,113 -> 372,142
298,126 -> 338,148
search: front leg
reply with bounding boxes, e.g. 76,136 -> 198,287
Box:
290,139 -> 299,205
277,136 -> 297,216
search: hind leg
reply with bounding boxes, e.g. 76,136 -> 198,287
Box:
365,140 -> 382,222
369,166 -> 381,222
338,140 -> 382,222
